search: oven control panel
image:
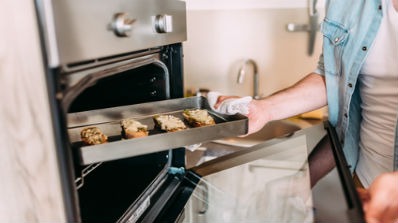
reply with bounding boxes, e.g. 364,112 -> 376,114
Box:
110,13 -> 174,37
40,0 -> 187,67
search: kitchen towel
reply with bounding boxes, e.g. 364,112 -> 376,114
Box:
207,91 -> 252,115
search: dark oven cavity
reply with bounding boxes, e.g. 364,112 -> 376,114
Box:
65,54 -> 172,113
61,46 -> 183,222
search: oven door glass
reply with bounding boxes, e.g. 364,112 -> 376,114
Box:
179,123 -> 364,223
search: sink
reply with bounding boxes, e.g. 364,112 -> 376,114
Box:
212,120 -> 301,147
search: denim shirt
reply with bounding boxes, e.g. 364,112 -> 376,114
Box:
316,0 -> 398,172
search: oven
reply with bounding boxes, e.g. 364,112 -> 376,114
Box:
36,0 -> 191,222
36,0 -> 249,222
35,0 -> 365,222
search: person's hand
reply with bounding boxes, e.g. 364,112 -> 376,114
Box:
357,172 -> 398,223
214,96 -> 270,135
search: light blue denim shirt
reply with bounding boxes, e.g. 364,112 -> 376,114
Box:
315,0 -> 398,172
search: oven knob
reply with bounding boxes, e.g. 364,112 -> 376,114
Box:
111,13 -> 135,37
154,14 -> 173,33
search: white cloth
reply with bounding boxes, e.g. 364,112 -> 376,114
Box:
207,91 -> 252,115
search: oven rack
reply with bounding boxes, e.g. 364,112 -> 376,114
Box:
75,162 -> 103,189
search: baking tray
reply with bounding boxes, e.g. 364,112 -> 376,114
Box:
67,96 -> 248,165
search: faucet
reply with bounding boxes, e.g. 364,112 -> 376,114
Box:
237,59 -> 260,99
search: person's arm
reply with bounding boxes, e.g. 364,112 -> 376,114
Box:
215,72 -> 327,135
357,171 -> 398,223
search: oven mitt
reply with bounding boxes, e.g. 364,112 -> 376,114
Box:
207,91 -> 252,115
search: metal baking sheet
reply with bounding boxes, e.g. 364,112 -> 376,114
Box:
67,96 -> 248,165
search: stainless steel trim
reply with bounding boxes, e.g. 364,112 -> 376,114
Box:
63,48 -> 161,73
35,0 -> 60,67
190,124 -> 326,177
117,151 -> 172,223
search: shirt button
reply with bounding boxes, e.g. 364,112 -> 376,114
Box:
344,113 -> 348,118
348,83 -> 353,88
378,5 -> 382,10
362,46 -> 367,51
334,37 -> 340,43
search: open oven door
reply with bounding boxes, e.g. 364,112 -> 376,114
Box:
135,122 -> 365,223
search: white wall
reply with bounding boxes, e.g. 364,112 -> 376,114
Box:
183,1 -> 324,98
185,0 -> 324,10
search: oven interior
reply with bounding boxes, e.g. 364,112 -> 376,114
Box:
77,152 -> 170,222
68,63 -> 169,113
59,44 -> 194,222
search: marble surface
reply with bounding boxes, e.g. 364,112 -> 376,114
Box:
0,0 -> 67,221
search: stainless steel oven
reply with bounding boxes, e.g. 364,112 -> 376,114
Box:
36,0 -> 191,222
36,1 -> 249,222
